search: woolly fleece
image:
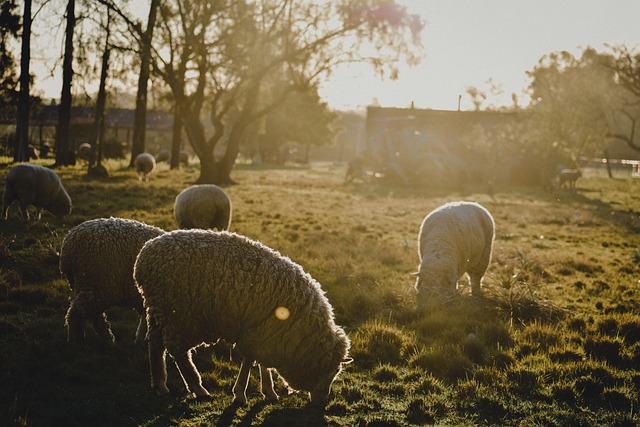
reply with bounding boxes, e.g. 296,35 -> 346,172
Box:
173,184 -> 232,230
134,153 -> 156,181
134,230 -> 350,403
60,217 -> 165,343
416,201 -> 495,305
1,163 -> 72,220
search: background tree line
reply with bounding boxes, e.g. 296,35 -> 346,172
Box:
0,0 -> 423,184
1,1 -> 639,185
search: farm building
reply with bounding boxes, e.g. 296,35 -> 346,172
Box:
362,106 -> 521,186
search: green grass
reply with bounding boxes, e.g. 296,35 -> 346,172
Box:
1,159 -> 639,426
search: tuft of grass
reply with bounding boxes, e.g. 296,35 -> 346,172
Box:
350,320 -> 418,369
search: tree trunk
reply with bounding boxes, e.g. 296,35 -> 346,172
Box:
129,0 -> 160,168
14,0 -> 31,163
170,102 -> 182,170
89,12 -> 110,177
604,149 -> 613,179
55,0 -> 75,166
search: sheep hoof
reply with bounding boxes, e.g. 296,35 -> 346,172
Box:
154,384 -> 171,396
262,392 -> 279,402
232,395 -> 248,405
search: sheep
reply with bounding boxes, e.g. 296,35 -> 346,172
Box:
559,169 -> 582,190
133,230 -> 352,406
173,184 -> 232,231
1,163 -> 72,221
77,143 -> 92,162
154,148 -> 170,163
414,201 -> 495,307
60,217 -> 165,345
179,150 -> 189,166
135,153 -> 156,181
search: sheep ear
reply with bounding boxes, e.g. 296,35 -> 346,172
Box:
342,357 -> 353,365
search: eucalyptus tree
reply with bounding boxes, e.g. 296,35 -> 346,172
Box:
153,0 -> 423,184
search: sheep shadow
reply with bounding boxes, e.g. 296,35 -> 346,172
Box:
215,401 -> 327,427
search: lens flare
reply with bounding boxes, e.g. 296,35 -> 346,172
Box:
275,306 -> 290,320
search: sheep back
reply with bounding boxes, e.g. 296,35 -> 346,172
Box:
60,217 -> 165,344
416,201 -> 495,301
134,230 -> 350,398
173,185 -> 232,230
2,163 -> 72,220
135,153 -> 156,180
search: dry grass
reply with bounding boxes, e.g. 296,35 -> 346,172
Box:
1,159 -> 639,426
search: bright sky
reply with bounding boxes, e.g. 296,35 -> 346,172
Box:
318,0 -> 640,112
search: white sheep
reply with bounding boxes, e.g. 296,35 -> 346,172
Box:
60,217 -> 165,344
1,163 -> 72,221
414,201 -> 495,306
173,184 -> 232,231
135,153 -> 156,181
134,230 -> 351,406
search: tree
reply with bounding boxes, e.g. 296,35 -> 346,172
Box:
605,44 -> 640,152
54,0 -> 76,166
0,0 -> 20,121
254,85 -> 337,164
88,5 -> 112,177
129,0 -> 160,168
526,48 -> 617,163
153,0 -> 423,184
14,0 -> 32,162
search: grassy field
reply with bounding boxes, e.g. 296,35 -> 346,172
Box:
1,159 -> 639,426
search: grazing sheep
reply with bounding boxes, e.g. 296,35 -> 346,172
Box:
134,230 -> 351,406
559,169 -> 582,190
77,143 -> 92,162
135,153 -> 156,181
154,148 -> 170,163
174,185 -> 232,231
60,217 -> 165,344
179,150 -> 189,166
414,201 -> 495,307
1,163 -> 72,221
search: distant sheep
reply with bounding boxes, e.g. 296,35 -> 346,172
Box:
135,153 -> 156,181
174,185 -> 232,230
179,150 -> 189,166
77,143 -> 92,162
60,217 -> 165,344
134,230 -> 351,406
1,163 -> 72,221
559,169 -> 582,190
414,201 -> 495,307
154,148 -> 170,163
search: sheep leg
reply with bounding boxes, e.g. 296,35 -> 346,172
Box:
259,365 -> 279,402
91,312 -> 116,344
469,273 -> 483,296
232,358 -> 254,404
173,350 -> 210,397
19,203 -> 29,221
65,304 -> 86,341
134,315 -> 147,346
148,317 -> 170,395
